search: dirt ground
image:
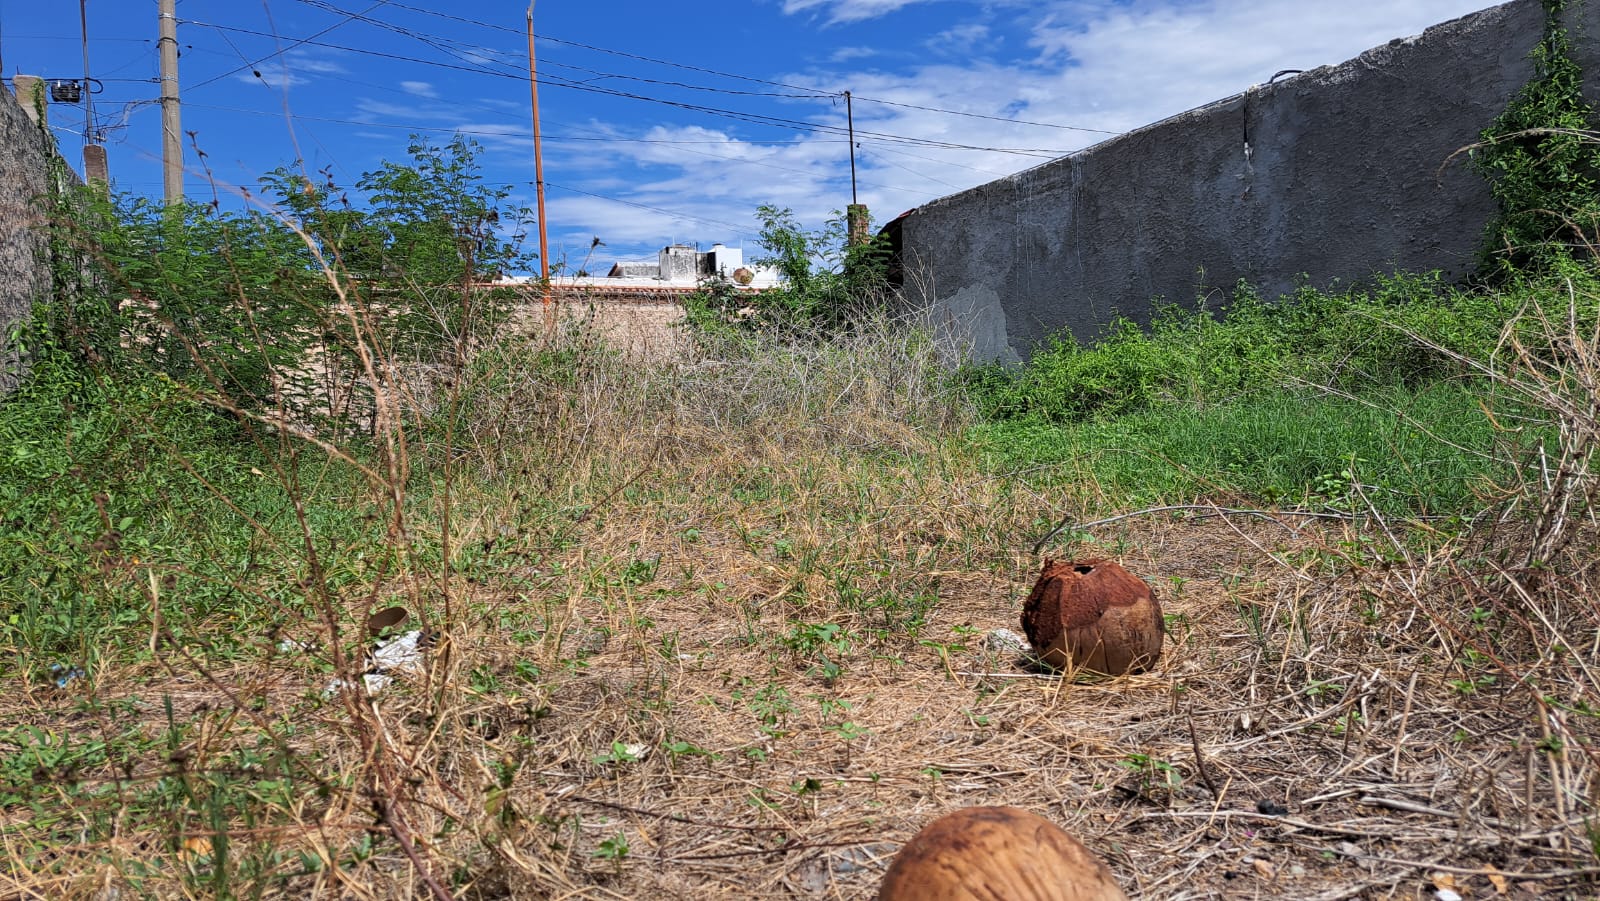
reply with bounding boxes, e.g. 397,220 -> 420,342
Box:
439,513 -> 1590,900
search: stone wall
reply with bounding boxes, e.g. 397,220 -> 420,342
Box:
0,77 -> 65,394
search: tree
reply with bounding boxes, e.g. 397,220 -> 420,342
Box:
685,204 -> 893,339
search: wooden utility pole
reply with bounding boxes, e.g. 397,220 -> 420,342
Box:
844,90 -> 868,246
845,90 -> 857,206
158,0 -> 182,204
526,2 -> 552,320
81,0 -> 108,193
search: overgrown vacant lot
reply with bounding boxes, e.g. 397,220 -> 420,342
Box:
3,273 -> 1600,900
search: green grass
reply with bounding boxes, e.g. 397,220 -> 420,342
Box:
956,273 -> 1513,425
953,269 -> 1594,518
973,381 -> 1519,516
0,357 -> 388,666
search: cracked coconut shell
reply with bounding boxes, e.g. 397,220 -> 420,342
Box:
1021,558 -> 1163,675
877,806 -> 1129,901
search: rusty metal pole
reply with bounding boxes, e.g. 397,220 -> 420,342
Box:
526,2 -> 553,331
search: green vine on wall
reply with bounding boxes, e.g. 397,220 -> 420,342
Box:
1474,0 -> 1600,276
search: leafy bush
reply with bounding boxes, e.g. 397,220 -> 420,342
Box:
0,355 -> 386,660
42,136 -> 534,431
263,135 -> 535,364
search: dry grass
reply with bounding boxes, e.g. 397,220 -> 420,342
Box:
2,300 -> 1598,900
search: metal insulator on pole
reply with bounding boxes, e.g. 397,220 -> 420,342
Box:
158,0 -> 182,204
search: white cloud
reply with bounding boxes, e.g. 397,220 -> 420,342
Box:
1019,0 -> 1497,134
236,68 -> 306,89
400,81 -> 439,99
287,54 -> 348,75
926,22 -> 995,56
784,0 -> 936,25
830,46 -> 880,62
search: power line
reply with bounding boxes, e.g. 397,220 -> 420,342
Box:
180,20 -> 1072,157
183,102 -> 822,147
849,95 -> 1119,136
367,0 -> 836,97
187,0 -> 391,91
296,0 -> 824,99
4,34 -> 153,42
295,0 -> 1118,138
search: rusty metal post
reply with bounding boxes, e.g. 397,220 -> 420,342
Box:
526,2 -> 553,333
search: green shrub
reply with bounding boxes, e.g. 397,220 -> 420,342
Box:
958,273 -> 1509,424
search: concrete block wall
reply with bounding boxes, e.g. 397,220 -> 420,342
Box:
895,0 -> 1600,362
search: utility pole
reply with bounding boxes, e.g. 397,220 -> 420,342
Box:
845,90 -> 857,206
158,0 -> 182,204
844,90 -> 868,246
80,0 -> 108,191
79,1 -> 93,145
526,2 -> 552,323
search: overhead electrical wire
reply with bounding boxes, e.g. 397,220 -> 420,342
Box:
850,95 -> 1119,136
57,4 -> 1115,231
361,0 -> 836,97
182,20 -> 1073,157
187,0 -> 391,91
185,101 -> 932,195
289,0 -> 1119,140
295,0 -> 824,100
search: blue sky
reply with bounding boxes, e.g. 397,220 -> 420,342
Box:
3,0 -> 1496,273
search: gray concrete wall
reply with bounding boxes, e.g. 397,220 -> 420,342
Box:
0,78 -> 61,394
898,0 -> 1598,362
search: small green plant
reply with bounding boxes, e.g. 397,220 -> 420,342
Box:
664,740 -> 716,761
594,833 -> 630,861
1119,752 -> 1182,797
620,555 -> 660,586
780,621 -> 852,680
829,721 -> 869,741
733,679 -> 794,738
591,742 -> 642,766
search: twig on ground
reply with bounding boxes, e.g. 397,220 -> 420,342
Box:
1188,715 -> 1222,800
